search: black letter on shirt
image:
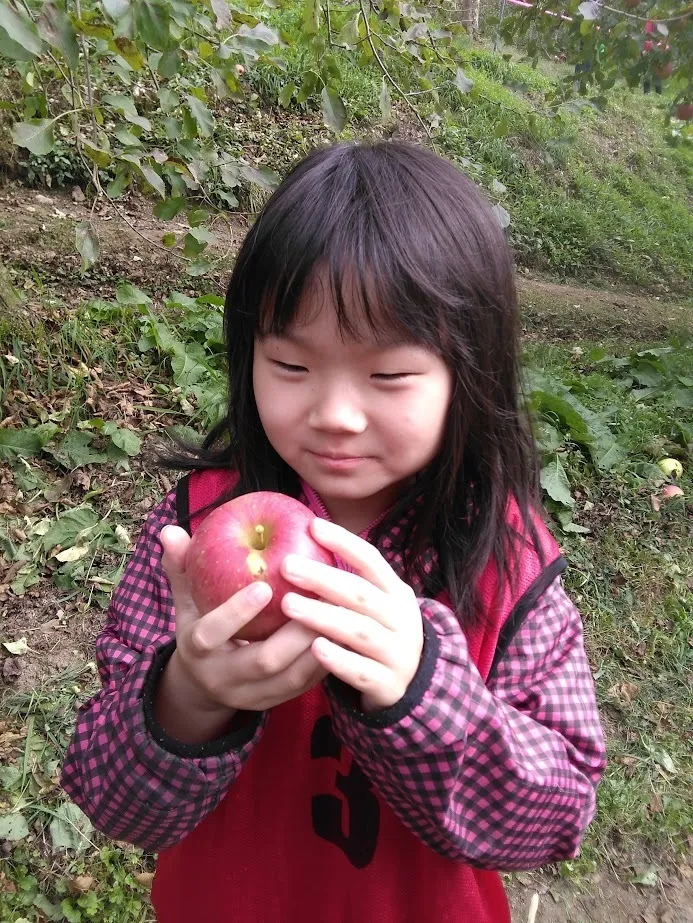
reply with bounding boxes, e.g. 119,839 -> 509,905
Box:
310,715 -> 379,869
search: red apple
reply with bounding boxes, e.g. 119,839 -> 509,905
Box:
676,102 -> 693,121
625,0 -> 639,7
655,61 -> 674,78
186,491 -> 336,642
644,19 -> 656,33
644,39 -> 654,52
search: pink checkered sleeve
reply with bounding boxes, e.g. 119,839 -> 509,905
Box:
325,578 -> 606,870
60,491 -> 266,851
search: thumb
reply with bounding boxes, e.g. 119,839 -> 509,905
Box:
160,525 -> 198,628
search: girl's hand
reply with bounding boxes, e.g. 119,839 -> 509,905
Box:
280,518 -> 424,712
160,526 -> 328,716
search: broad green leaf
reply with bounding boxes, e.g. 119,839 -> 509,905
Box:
139,163 -> 166,197
183,231 -> 208,257
102,0 -> 131,18
555,509 -> 590,533
135,0 -> 171,50
0,813 -> 30,842
0,428 -> 43,459
279,82 -> 296,108
159,87 -> 180,112
46,431 -> 107,469
239,164 -> 280,188
672,388 -> 693,409
321,86 -> 346,134
0,3 -> 43,55
211,0 -> 231,29
41,507 -> 100,553
75,223 -> 99,272
83,141 -> 111,168
103,93 -> 151,131
114,125 -> 142,147
531,386 -> 624,472
303,0 -> 320,34
0,766 -> 22,789
0,25 -> 33,60
37,3 -> 79,70
540,455 -> 574,506
338,14 -> 360,46
217,189 -> 238,207
535,420 -> 564,453
185,95 -> 215,137
158,47 -> 181,77
153,195 -> 186,219
188,208 -> 211,227
296,70 -> 319,104
109,427 -> 141,456
379,80 -> 391,121
455,68 -> 474,94
111,35 -> 144,70
49,802 -> 93,852
107,170 -> 130,197
162,116 -> 182,140
11,118 -> 55,155
116,282 -> 152,305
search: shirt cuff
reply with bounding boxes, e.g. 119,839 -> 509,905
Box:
325,614 -> 441,728
142,640 -> 264,758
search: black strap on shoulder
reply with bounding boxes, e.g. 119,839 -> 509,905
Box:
487,556 -> 567,682
175,472 -> 192,535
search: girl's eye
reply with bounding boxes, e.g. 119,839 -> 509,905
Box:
372,372 -> 413,381
273,360 -> 308,373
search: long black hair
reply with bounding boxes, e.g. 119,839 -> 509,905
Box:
163,140 -> 544,629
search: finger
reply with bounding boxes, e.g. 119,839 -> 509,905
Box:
228,618 -> 321,679
282,593 -> 392,662
246,648 -> 328,706
311,637 -> 391,700
160,526 -> 197,626
282,556 -> 397,630
190,581 -> 273,653
309,517 -> 403,593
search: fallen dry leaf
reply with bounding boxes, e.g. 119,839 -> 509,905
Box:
134,872 -> 155,889
649,792 -> 664,813
70,875 -> 95,893
608,681 -> 639,704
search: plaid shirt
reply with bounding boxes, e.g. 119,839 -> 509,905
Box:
60,488 -> 606,868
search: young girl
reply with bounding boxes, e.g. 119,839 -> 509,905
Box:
61,140 -> 606,923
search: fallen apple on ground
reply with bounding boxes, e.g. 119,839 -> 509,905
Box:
186,491 -> 336,642
657,457 -> 683,479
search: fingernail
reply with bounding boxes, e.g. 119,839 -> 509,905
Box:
249,582 -> 271,603
283,555 -> 303,577
312,518 -> 330,535
284,593 -> 304,616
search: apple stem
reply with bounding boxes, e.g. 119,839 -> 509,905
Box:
255,524 -> 266,550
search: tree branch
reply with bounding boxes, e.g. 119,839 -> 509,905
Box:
359,0 -> 432,136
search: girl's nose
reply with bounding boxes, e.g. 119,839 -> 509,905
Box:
308,386 -> 367,434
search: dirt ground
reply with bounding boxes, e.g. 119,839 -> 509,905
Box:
1,184 -> 692,923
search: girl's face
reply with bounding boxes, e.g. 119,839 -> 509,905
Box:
253,281 -> 453,533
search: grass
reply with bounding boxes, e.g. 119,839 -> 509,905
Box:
242,10 -> 693,292
522,339 -> 693,876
